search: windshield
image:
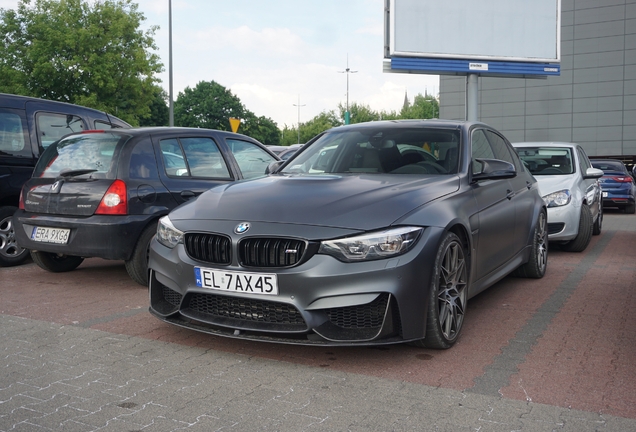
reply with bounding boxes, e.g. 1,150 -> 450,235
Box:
515,147 -> 574,175
282,127 -> 461,175
34,132 -> 129,179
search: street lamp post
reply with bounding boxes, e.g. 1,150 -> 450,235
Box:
338,55 -> 357,125
168,0 -> 174,127
292,95 -> 305,144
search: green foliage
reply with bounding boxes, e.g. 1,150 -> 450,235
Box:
339,102 -> 380,124
0,0 -> 163,126
174,81 -> 244,130
280,110 -> 341,145
241,112 -> 281,145
400,93 -> 439,119
139,85 -> 169,126
174,80 -> 280,145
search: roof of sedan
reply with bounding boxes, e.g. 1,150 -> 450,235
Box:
512,141 -> 579,148
329,119 -> 479,131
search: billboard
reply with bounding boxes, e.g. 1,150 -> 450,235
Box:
384,0 -> 561,77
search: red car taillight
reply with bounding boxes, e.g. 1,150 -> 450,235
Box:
611,176 -> 633,183
95,179 -> 128,215
18,188 -> 24,210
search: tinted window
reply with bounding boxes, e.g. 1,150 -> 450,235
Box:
0,111 -> 29,158
471,130 -> 495,174
160,137 -> 231,179
34,132 -> 126,179
37,112 -> 86,149
129,140 -> 159,180
283,127 -> 460,175
485,130 -> 515,166
226,139 -> 276,179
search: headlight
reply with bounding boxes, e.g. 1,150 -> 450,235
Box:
318,227 -> 422,262
543,189 -> 571,208
156,216 -> 183,249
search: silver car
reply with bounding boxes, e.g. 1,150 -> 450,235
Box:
513,142 -> 604,252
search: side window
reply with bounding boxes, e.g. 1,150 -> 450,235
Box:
95,120 -> 115,130
0,111 -> 29,158
160,137 -> 232,179
226,139 -> 277,179
160,138 -> 189,177
577,147 -> 591,174
471,129 -> 494,174
129,140 -> 159,179
36,112 -> 85,149
181,137 -> 231,179
485,130 -> 515,166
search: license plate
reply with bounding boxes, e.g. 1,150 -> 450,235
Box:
602,191 -> 608,197
30,226 -> 71,244
194,267 -> 278,295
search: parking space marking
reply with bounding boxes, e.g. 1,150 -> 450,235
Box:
469,231 -> 615,397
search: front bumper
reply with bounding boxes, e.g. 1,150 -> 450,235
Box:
13,210 -> 156,261
546,203 -> 581,241
148,226 -> 444,346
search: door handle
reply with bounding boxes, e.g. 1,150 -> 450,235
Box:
526,181 -> 532,190
180,190 -> 196,199
506,190 -> 515,200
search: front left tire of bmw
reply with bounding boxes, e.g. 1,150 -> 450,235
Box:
413,232 -> 468,349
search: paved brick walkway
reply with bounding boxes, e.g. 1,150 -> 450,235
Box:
1,211 -> 635,431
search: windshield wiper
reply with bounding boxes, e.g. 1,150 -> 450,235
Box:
57,169 -> 98,178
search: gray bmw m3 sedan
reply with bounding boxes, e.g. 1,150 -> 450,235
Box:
148,120 -> 548,349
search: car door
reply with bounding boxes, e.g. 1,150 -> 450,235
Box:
484,129 -> 537,255
470,128 -> 517,281
154,135 -> 236,205
576,146 -> 601,220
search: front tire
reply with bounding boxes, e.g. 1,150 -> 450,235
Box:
0,206 -> 30,267
561,205 -> 593,252
413,232 -> 468,349
30,251 -> 84,272
125,222 -> 157,286
512,209 -> 548,278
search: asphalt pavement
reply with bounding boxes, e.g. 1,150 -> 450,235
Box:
1,211 -> 635,431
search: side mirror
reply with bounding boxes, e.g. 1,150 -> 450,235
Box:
472,158 -> 517,182
265,160 -> 284,174
584,167 -> 604,179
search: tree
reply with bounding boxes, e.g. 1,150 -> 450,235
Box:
139,85 -> 169,126
338,102 -> 380,124
174,81 -> 245,130
0,0 -> 163,125
400,93 -> 439,119
280,110 -> 341,145
240,112 -> 281,145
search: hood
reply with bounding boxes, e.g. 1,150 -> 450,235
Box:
170,174 -> 460,231
534,174 -> 577,197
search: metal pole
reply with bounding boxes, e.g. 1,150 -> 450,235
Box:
168,0 -> 174,127
338,55 -> 357,125
466,74 -> 479,122
292,95 -> 305,144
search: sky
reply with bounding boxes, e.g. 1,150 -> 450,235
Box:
0,0 -> 440,127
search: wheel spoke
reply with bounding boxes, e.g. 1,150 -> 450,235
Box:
437,240 -> 467,340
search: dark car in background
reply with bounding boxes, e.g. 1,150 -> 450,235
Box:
13,127 -> 279,285
0,93 -> 130,267
149,120 -> 547,349
590,159 -> 636,214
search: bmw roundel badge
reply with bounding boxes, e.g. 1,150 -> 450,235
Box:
234,222 -> 251,234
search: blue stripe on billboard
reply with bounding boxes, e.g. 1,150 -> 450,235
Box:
390,57 -> 560,77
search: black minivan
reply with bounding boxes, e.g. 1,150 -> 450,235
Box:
0,93 -> 130,266
13,127 -> 279,285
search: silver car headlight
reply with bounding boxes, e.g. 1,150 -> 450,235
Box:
156,216 -> 184,249
543,189 -> 571,208
318,227 -> 422,262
